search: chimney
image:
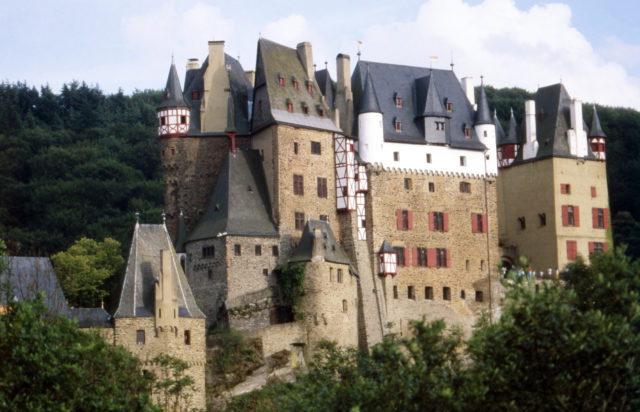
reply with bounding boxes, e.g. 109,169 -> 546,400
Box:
337,54 -> 351,92
296,42 -> 314,80
570,99 -> 583,132
187,58 -> 200,70
335,53 -> 353,134
208,40 -> 225,70
245,70 -> 255,87
312,226 -> 324,261
525,100 -> 536,143
461,77 -> 475,108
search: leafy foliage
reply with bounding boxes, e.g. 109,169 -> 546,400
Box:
152,353 -> 198,412
51,237 -> 124,308
0,296 -> 158,411
276,262 -> 306,316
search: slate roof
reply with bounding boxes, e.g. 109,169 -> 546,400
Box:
68,307 -> 112,328
475,83 -> 493,125
379,240 -> 395,253
186,149 -> 277,242
315,68 -> 335,109
1,257 -> 69,315
251,38 -> 340,133
114,223 -> 205,319
182,54 -> 253,136
497,108 -> 519,146
289,220 -> 355,272
494,109 -> 506,145
359,67 -> 382,114
352,61 -> 487,151
589,105 -> 607,138
158,63 -> 188,109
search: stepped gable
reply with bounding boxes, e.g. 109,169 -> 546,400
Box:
251,38 -> 340,133
114,223 -> 205,319
315,68 -> 335,109
159,62 -> 188,109
352,61 -> 485,150
183,54 -> 253,136
186,149 -> 277,242
289,219 -> 355,273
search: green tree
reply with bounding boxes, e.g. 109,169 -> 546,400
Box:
0,296 -> 158,411
51,237 -> 124,307
152,353 -> 198,412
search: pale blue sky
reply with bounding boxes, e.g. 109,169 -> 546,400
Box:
2,0 -> 640,108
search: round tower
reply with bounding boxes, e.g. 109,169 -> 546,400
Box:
474,78 -> 497,174
157,59 -> 190,138
357,66 -> 384,163
496,108 -> 520,168
589,105 -> 606,161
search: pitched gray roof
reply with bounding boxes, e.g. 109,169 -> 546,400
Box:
114,223 -> 205,319
497,108 -> 519,146
289,220 -> 354,270
379,240 -> 395,253
589,105 -> 607,138
475,83 -> 493,125
315,68 -> 335,109
186,149 -> 277,242
1,257 -> 69,315
352,61 -> 486,150
158,63 -> 188,109
421,71 -> 448,117
251,38 -> 340,133
494,109 -> 506,145
359,67 -> 382,114
68,307 -> 112,328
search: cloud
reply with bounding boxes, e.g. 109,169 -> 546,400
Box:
356,0 -> 640,108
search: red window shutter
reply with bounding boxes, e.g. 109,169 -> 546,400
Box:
412,248 -> 418,266
604,208 -> 610,229
562,206 -> 569,226
588,242 -> 594,254
591,186 -> 597,197
603,243 -> 608,252
482,214 -> 488,233
567,241 -> 577,260
471,213 -> 478,233
429,212 -> 434,231
396,210 -> 402,229
560,184 -> 566,194
443,213 -> 449,232
427,248 -> 437,268
592,208 -> 598,228
404,248 -> 410,267
574,206 -> 580,227
445,249 -> 451,268
408,211 -> 413,229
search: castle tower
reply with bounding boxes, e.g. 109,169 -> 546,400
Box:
589,105 -> 606,161
496,108 -> 520,168
357,67 -> 384,163
474,79 -> 498,175
157,60 -> 190,138
420,70 -> 449,144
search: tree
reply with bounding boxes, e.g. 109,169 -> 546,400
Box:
51,237 -> 124,307
152,353 -> 198,412
0,296 -> 158,411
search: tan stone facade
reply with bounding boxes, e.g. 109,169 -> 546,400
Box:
498,157 -> 610,271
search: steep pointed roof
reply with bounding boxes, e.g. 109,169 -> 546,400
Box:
114,223 -> 205,319
475,81 -> 492,125
359,67 -> 382,114
421,71 -> 447,117
186,149 -> 277,242
158,62 -> 188,109
494,109 -> 506,145
315,68 -> 335,109
498,107 -> 519,146
289,220 -> 354,270
225,80 -> 237,133
175,210 -> 186,253
589,105 -> 607,138
379,240 -> 395,253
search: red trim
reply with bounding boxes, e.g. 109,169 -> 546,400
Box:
562,206 -> 569,226
574,206 -> 580,227
471,213 -> 478,233
592,208 -> 598,228
443,213 -> 449,232
588,242 -> 594,255
567,241 -> 577,260
591,186 -> 597,197
603,243 -> 608,252
445,249 -> 451,268
604,208 -> 610,229
482,214 -> 488,233
396,210 -> 402,229
427,248 -> 437,268
408,211 -> 413,230
404,248 -> 410,267
412,248 -> 418,267
428,212 -> 434,231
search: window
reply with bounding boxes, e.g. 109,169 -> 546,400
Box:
303,105 -> 309,114
307,83 -> 313,94
426,153 -> 432,163
170,147 -> 176,156
591,186 -> 597,198
263,268 -> 269,276
436,248 -> 448,268
460,290 -> 466,299
562,205 -> 580,227
272,246 -> 279,256
592,208 -> 609,229
397,210 -> 412,230
192,91 -> 200,100
425,286 -> 433,300
278,74 -> 284,86
518,217 -> 526,230
287,102 -> 293,112
342,300 -> 348,313
395,96 -> 403,108
567,240 -> 578,260
337,269 -> 343,283
460,182 -> 471,193
393,286 -> 398,299
319,214 -> 329,222
317,177 -> 328,198
465,128 -> 471,138
560,183 -> 571,194
430,212 -> 447,232
483,130 -> 488,137
311,141 -> 321,154
471,213 -> 487,233
539,213 -> 546,227
295,212 -> 305,230
408,286 -> 415,300
201,245 -> 214,258
294,142 -> 299,154
443,287 -> 451,301
460,156 -> 466,166
136,330 -> 145,345
234,244 -> 241,256
589,242 -> 606,256
293,80 -> 299,89
161,116 -> 166,126
404,178 -> 412,190
436,121 -> 445,130
395,119 -> 402,132
329,267 -> 334,282
481,260 -> 485,270
475,291 -> 484,302
428,182 -> 435,192
416,247 -> 427,267
466,260 -> 470,271
293,174 -> 304,195
446,102 -> 453,112
393,152 -> 400,161
394,247 -> 406,266
255,245 -> 262,256
184,330 -> 191,345
180,115 -> 186,124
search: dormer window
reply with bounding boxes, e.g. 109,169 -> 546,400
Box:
191,91 -> 200,100
316,105 -> 324,117
306,80 -> 313,94
394,93 -> 403,108
303,104 -> 309,115
277,73 -> 284,86
292,79 -> 299,89
435,121 -> 445,131
465,128 -> 471,138
286,99 -> 293,112
394,118 -> 402,132
446,102 -> 453,112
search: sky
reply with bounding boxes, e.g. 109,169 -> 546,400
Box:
3,0 -> 640,109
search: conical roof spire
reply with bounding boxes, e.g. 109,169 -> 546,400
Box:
175,209 -> 186,253
359,65 -> 382,114
421,70 -> 447,117
475,77 -> 492,125
589,105 -> 606,138
159,61 -> 188,108
493,109 -> 506,145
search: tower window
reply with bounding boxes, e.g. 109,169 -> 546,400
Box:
426,153 -> 432,163
272,245 -> 279,256
136,330 -> 145,345
518,217 -> 526,230
404,178 -> 412,190
425,286 -> 433,300
393,286 -> 398,299
311,141 -> 321,154
293,174 -> 304,195
393,152 -> 400,161
294,142 -> 299,154
395,120 -> 402,132
408,286 -> 415,300
475,291 -> 484,302
184,330 -> 191,345
539,213 -> 546,226
255,245 -> 262,256
395,96 -> 403,108
342,299 -> 348,312
460,182 -> 471,193
201,245 -> 215,259
337,269 -> 343,283
446,102 -> 452,112
429,182 -> 435,192
295,212 -> 305,230
443,287 -> 451,301
460,156 -> 466,166
465,128 -> 471,138
234,244 -> 241,256
317,177 -> 328,198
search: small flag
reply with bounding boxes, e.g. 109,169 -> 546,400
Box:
358,40 -> 363,45
429,56 -> 438,61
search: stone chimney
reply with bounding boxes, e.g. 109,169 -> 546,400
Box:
461,77 -> 475,108
335,53 -> 353,134
201,41 -> 229,132
297,42 -> 314,80
155,249 -> 178,328
245,70 -> 255,87
187,58 -> 200,70
312,226 -> 324,261
522,100 -> 538,160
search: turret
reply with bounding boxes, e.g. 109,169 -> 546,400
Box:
496,108 -> 519,168
420,70 -> 449,144
589,105 -> 606,161
157,59 -> 190,137
357,66 -> 383,163
474,79 -> 497,174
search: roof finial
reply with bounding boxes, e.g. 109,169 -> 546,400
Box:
450,50 -> 454,72
162,210 -> 166,225
135,211 -> 140,224
357,40 -> 362,61
480,75 -> 484,86
171,53 -> 174,65
324,61 -> 328,70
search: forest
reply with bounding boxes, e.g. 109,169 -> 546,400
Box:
1,81 -> 640,260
